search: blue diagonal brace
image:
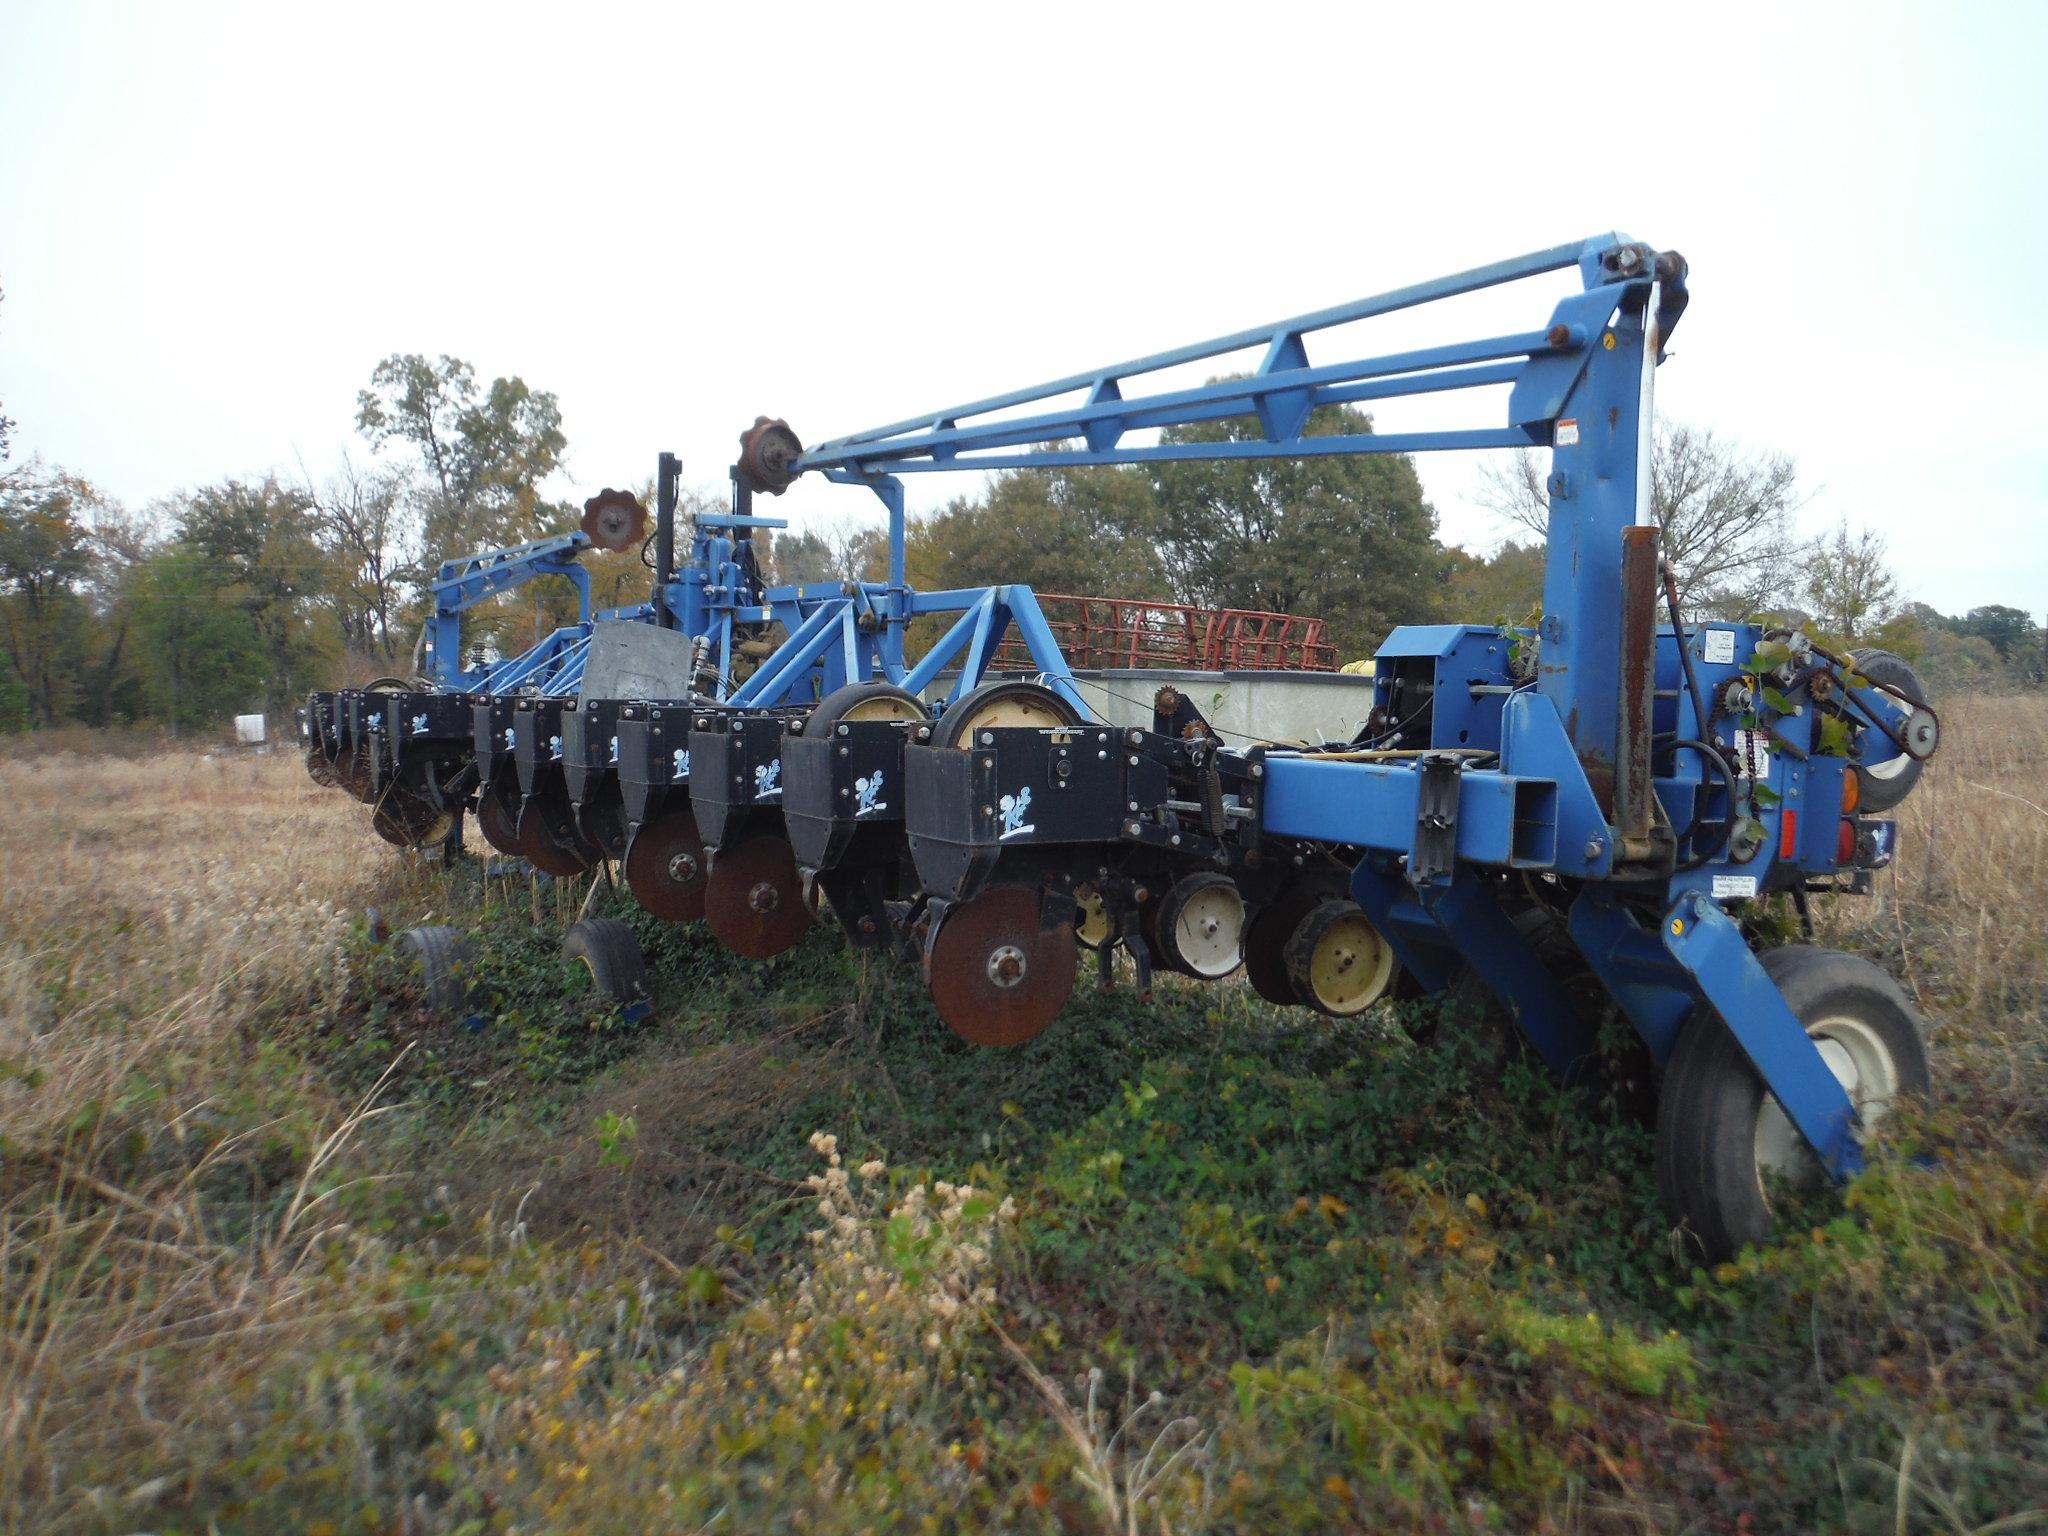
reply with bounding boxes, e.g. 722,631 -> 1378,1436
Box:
1659,893 -> 1863,1179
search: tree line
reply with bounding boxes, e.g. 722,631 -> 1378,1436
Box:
2,346 -> 2039,734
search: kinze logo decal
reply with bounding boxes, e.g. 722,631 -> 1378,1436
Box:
999,787 -> 1035,839
855,770 -> 887,817
754,760 -> 783,799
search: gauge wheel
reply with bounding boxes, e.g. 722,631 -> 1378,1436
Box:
930,679 -> 1082,748
1154,872 -> 1246,980
1242,886 -> 1325,1006
516,799 -> 594,878
475,780 -> 524,856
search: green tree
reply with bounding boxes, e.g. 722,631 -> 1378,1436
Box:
175,478 -> 333,716
906,463 -> 1167,597
355,354 -> 569,557
1958,604 -> 2039,673
133,548 -> 267,731
1150,401 -> 1440,657
1441,540 -> 1545,627
0,461 -> 97,725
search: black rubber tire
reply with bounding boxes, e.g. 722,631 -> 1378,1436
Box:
1242,886 -> 1323,1005
400,926 -> 476,1019
1845,648 -> 1931,813
929,679 -> 1083,748
803,680 -> 928,732
561,918 -> 651,1010
1656,945 -> 1930,1265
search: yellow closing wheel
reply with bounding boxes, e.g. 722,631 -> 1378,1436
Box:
1282,899 -> 1395,1017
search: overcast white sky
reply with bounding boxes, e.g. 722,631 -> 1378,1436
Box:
2,1 -> 2042,618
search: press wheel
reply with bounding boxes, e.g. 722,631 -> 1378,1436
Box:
926,884 -> 1077,1047
623,812 -> 708,923
703,831 -> 810,958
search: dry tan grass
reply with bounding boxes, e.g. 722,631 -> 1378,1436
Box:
0,748 -> 370,1154
0,748 -> 388,1528
1818,692 -> 2048,1139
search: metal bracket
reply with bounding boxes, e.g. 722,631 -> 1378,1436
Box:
1409,752 -> 1464,887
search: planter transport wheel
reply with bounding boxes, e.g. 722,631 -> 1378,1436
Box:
624,812 -> 709,922
803,680 -> 928,729
1156,872 -> 1246,979
561,918 -> 651,1011
1656,945 -> 1928,1264
1282,899 -> 1396,1017
702,831 -> 811,959
926,884 -> 1077,1047
399,926 -> 477,1019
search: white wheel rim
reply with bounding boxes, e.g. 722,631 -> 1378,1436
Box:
1862,750 -> 1909,781
1171,882 -> 1245,978
1753,1013 -> 1902,1193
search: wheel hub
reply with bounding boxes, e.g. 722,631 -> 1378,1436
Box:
702,832 -> 810,958
1753,1015 -> 1901,1188
987,944 -> 1027,987
926,885 -> 1077,1047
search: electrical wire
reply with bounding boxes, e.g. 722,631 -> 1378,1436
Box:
1671,737 -> 1737,871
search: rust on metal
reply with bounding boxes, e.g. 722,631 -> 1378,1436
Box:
925,884 -> 1077,1048
624,812 -> 709,922
990,593 -> 1338,672
579,488 -> 650,553
475,784 -> 524,856
1614,524 -> 1661,853
736,417 -> 804,497
702,832 -> 811,958
517,799 -> 594,878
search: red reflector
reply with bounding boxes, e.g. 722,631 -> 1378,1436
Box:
1837,818 -> 1857,865
1778,808 -> 1799,859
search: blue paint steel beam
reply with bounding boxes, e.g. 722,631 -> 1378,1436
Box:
804,235 -> 1623,457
